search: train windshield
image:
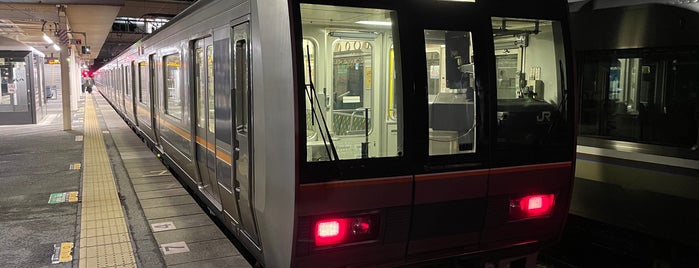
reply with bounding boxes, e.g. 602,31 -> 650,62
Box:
492,17 -> 571,158
425,29 -> 478,156
300,4 -> 401,161
579,52 -> 699,151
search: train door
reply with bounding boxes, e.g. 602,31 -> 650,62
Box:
125,64 -> 132,123
213,24 -> 243,238
149,54 -> 161,146
131,61 -> 139,126
232,20 -> 260,245
121,65 -> 126,111
193,37 -> 221,207
115,68 -> 122,109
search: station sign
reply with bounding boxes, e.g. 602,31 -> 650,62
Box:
46,58 -> 60,64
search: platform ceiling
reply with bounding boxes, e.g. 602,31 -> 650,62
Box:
0,0 -> 194,68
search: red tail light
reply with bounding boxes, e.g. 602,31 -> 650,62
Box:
510,194 -> 555,219
315,219 -> 349,246
314,215 -> 378,246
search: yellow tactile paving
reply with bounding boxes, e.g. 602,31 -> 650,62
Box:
80,234 -> 131,247
79,252 -> 137,268
79,94 -> 137,268
80,218 -> 129,231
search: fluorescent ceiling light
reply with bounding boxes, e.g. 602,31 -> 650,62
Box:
53,44 -> 60,51
329,31 -> 378,39
356,21 -> 392,26
43,34 -> 54,44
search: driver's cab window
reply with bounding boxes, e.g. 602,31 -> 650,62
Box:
492,17 -> 568,148
300,4 -> 402,161
425,30 -> 477,156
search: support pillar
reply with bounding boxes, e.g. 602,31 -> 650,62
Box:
60,46 -> 71,131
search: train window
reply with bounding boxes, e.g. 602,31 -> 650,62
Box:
125,65 -> 132,97
300,4 -> 402,161
579,53 -> 699,149
303,38 -> 317,140
194,40 -> 216,134
195,43 -> 205,128
303,39 -> 316,86
139,61 -> 149,104
491,17 -> 569,150
207,45 -> 214,133
149,55 -> 156,106
132,61 -> 139,102
331,39 -> 373,136
301,4 -> 402,161
234,38 -> 249,133
425,30 -> 477,155
164,53 -> 182,120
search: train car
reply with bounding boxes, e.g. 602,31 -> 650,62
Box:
95,0 -> 577,267
570,2 -> 699,254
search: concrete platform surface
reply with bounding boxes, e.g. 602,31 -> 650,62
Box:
0,93 -> 251,268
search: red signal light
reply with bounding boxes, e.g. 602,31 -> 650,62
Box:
81,70 -> 95,77
510,194 -> 555,219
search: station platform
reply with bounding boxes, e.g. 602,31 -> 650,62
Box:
0,93 -> 252,267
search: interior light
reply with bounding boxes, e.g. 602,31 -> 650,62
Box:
53,44 -> 61,51
356,20 -> 392,26
43,34 -> 54,44
328,31 -> 378,40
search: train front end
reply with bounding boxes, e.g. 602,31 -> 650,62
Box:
289,0 -> 576,267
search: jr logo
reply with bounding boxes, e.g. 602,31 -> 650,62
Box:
537,111 -> 551,122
